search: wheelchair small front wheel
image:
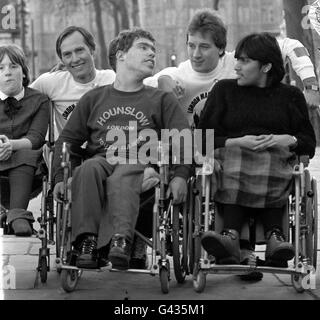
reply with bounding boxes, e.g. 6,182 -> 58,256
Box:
291,274 -> 305,293
159,267 -> 170,294
61,269 -> 80,293
39,256 -> 48,283
193,266 -> 206,293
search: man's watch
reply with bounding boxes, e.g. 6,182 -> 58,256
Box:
304,84 -> 319,91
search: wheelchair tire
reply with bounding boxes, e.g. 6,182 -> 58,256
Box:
304,171 -> 313,265
159,266 -> 170,294
291,274 -> 305,293
39,256 -> 48,283
193,265 -> 206,293
189,186 -> 202,275
55,202 -> 62,259
172,204 -> 188,284
311,178 -> 318,270
61,269 -> 80,293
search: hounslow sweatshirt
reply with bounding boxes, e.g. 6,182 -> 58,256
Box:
53,84 -> 191,184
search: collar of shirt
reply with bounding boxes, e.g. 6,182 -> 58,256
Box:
0,87 -> 25,101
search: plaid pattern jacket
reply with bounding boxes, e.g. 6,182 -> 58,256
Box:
213,146 -> 294,208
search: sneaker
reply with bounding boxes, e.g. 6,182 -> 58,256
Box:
129,236 -> 148,269
76,235 -> 98,269
201,229 -> 240,264
108,234 -> 132,270
265,228 -> 294,267
11,218 -> 33,237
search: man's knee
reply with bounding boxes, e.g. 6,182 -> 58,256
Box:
77,157 -> 106,175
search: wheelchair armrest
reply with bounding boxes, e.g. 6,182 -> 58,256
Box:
298,155 -> 310,168
69,144 -> 88,160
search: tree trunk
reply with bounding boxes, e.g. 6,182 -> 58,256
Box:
131,0 -> 140,26
113,5 -> 120,36
213,0 -> 220,10
108,0 -> 129,30
118,0 -> 130,29
92,0 -> 110,69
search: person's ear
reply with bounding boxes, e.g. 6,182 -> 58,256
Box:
262,63 -> 272,73
116,50 -> 125,61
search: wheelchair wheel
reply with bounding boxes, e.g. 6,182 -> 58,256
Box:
193,265 -> 206,293
159,265 -> 170,294
291,274 -> 305,293
55,202 -> 62,259
188,184 -> 202,275
172,204 -> 188,284
311,179 -> 318,269
304,173 -> 318,269
61,269 -> 81,293
39,256 -> 48,283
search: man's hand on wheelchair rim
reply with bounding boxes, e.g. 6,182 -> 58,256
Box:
167,176 -> 188,204
53,178 -> 72,201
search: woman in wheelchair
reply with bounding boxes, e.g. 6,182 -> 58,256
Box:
198,33 -> 316,268
0,44 -> 49,236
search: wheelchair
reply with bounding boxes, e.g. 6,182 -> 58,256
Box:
0,101 -> 57,284
190,155 -> 318,294
55,141 -> 191,294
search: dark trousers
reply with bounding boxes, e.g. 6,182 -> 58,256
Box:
217,203 -> 285,237
71,156 -> 145,248
0,165 -> 35,210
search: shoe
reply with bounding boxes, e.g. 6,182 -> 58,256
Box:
129,236 -> 148,269
108,234 -> 132,270
201,229 -> 240,264
75,235 -> 98,269
238,248 -> 263,281
265,228 -> 294,267
11,218 -> 32,237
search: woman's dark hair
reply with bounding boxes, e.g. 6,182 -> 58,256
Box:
0,44 -> 30,86
235,32 -> 285,86
56,26 -> 96,59
187,8 -> 227,57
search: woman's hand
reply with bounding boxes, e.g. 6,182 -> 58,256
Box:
167,176 -> 188,204
252,134 -> 296,151
227,135 -> 273,150
0,135 -> 12,161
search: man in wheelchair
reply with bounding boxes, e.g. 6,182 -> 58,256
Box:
52,28 -> 191,270
198,33 -> 316,268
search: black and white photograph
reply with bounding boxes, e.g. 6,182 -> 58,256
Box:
0,0 -> 320,304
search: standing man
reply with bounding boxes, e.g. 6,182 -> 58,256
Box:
146,9 -> 320,128
52,28 -> 191,270
30,26 -> 116,139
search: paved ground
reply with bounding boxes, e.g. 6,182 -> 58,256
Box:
1,148 -> 320,300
